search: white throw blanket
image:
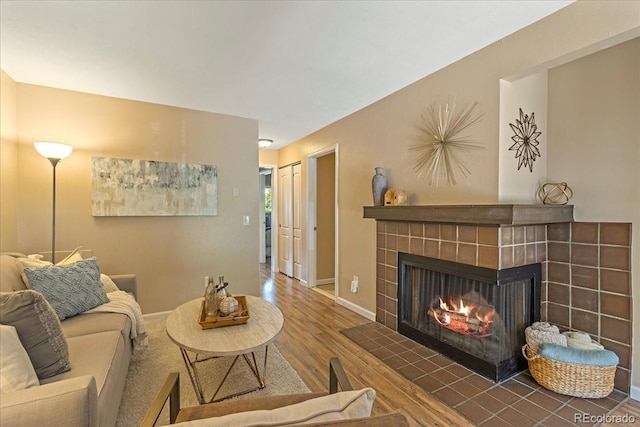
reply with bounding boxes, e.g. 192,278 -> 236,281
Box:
86,290 -> 148,353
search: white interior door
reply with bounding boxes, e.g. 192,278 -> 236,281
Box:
278,165 -> 293,276
293,163 -> 302,280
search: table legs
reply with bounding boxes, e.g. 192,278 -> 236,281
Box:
179,346 -> 270,404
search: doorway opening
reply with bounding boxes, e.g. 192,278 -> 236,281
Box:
308,144 -> 339,300
259,167 -> 273,267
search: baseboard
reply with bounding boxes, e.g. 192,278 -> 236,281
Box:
299,279 -> 311,288
630,385 -> 640,401
337,297 -> 376,321
143,299 -> 376,324
143,311 -> 170,321
312,287 -> 334,299
316,278 -> 335,286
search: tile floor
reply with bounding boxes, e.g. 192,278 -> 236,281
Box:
342,322 -> 628,426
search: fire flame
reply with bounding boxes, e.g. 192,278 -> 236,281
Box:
432,296 -> 495,336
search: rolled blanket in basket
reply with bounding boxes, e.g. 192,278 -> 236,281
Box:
538,343 -> 619,366
525,322 -> 567,352
562,331 -> 605,351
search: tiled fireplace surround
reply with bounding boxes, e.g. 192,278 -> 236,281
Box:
368,205 -> 632,393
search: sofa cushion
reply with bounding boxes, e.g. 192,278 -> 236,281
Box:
41,330 -> 131,427
24,257 -> 109,320
0,254 -> 28,292
0,324 -> 40,393
41,331 -> 123,391
172,388 -> 376,426
0,290 -> 71,379
60,312 -> 131,340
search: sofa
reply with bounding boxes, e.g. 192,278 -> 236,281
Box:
0,252 -> 138,427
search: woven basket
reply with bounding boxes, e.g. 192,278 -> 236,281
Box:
522,344 -> 616,398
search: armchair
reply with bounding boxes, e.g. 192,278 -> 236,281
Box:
142,356 -> 408,426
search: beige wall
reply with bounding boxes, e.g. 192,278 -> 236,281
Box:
276,0 -> 640,385
316,152 -> 335,281
499,71 -> 548,203
6,83 -> 260,313
547,37 -> 640,391
1,71 -> 19,251
547,37 -> 639,222
259,148 -> 278,166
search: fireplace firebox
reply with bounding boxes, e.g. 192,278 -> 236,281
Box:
397,252 -> 540,382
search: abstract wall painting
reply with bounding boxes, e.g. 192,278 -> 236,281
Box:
91,157 -> 218,216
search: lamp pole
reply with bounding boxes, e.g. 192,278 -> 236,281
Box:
49,157 -> 61,264
34,142 -> 73,264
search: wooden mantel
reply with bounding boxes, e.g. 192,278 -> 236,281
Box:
363,204 -> 574,226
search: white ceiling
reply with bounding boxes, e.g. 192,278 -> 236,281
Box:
0,1 -> 573,150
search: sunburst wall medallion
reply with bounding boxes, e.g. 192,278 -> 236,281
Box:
410,101 -> 484,186
509,108 -> 542,172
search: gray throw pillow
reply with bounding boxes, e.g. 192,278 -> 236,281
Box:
0,290 -> 71,379
24,257 -> 109,321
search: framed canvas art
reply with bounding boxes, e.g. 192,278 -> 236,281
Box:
91,157 -> 218,216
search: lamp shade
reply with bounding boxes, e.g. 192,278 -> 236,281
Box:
258,138 -> 273,148
34,142 -> 73,160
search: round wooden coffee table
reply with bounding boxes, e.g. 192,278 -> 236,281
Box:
166,295 -> 284,404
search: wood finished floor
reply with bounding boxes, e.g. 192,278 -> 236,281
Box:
260,263 -> 473,427
260,263 -> 639,427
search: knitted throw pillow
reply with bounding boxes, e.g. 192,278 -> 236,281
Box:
24,257 -> 109,320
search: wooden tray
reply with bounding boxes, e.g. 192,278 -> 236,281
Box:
198,295 -> 250,329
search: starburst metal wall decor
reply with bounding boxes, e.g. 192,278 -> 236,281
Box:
410,100 -> 484,186
509,108 -> 542,172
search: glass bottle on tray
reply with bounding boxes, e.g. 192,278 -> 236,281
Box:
205,276 -> 218,317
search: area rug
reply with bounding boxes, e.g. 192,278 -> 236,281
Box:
116,317 -> 310,426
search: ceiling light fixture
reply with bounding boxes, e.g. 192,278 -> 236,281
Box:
258,138 -> 273,148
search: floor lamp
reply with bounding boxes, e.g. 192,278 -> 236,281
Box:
34,142 -> 73,264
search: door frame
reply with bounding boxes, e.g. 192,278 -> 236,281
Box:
306,143 -> 339,298
259,164 -> 278,271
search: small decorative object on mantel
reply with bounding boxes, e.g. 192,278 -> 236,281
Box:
384,189 -> 408,206
410,100 -> 484,186
537,182 -> 573,205
371,167 -> 388,206
509,108 -> 542,172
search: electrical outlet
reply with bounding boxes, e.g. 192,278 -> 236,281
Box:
351,276 -> 359,293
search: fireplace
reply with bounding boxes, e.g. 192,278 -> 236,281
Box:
397,253 -> 540,382
365,205 -> 632,393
